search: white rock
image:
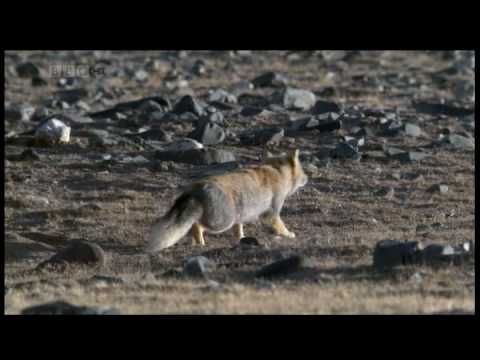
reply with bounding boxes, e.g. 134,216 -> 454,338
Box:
163,138 -> 203,152
35,118 -> 71,144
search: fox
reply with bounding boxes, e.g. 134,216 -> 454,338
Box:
144,149 -> 308,253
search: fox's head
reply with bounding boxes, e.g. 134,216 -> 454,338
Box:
266,149 -> 308,194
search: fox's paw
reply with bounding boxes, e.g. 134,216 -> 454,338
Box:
284,231 -> 296,238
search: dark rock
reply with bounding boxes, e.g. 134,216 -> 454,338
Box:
427,184 -> 449,194
172,95 -> 207,117
330,142 -> 361,160
192,59 -> 207,76
256,255 -> 303,278
85,129 -> 120,147
21,301 -> 121,315
373,240 -> 422,270
312,100 -> 340,115
380,119 -> 404,136
184,256 -> 214,278
278,88 -> 316,111
239,127 -> 284,146
5,233 -> 56,263
413,101 -> 474,117
241,106 -> 264,117
252,72 -> 288,88
189,120 -> 225,145
32,76 -> 48,87
391,151 -> 429,163
154,148 -> 235,165
317,119 -> 342,133
5,104 -> 36,122
38,240 -> 105,269
16,62 -> 40,78
54,88 -> 89,103
286,116 -> 320,133
239,237 -> 261,247
8,149 -> 41,162
89,97 -> 171,119
384,147 -> 429,162
421,242 -> 472,266
129,128 -> 171,142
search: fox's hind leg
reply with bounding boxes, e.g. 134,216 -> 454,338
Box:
192,223 -> 206,246
233,223 -> 244,240
271,215 -> 296,238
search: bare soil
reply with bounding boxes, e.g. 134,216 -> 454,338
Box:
4,50 -> 475,314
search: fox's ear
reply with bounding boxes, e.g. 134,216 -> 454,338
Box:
290,149 -> 300,161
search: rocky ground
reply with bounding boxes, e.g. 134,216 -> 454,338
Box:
4,50 -> 475,314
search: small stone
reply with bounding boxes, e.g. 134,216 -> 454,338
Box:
38,240 -> 105,269
444,134 -> 475,151
35,118 -> 71,144
279,88 -> 316,111
208,89 -> 238,104
16,62 -> 40,78
163,138 -> 204,152
312,100 -> 340,115
404,123 -> 423,137
427,184 -> 449,194
154,148 -> 235,165
188,120 -> 225,145
241,106 -> 264,117
239,237 -> 261,247
373,240 -> 422,269
330,142 -> 360,160
256,255 -> 303,278
252,72 -> 288,88
413,101 -> 474,117
239,127 -> 284,146
172,95 -> 207,117
31,76 -> 48,87
134,69 -> 149,82
76,100 -> 91,112
376,187 -> 395,200
21,301 -> 121,315
184,256 -> 214,278
54,88 -> 89,103
229,80 -> 254,96
5,104 -> 36,122
192,60 -> 207,76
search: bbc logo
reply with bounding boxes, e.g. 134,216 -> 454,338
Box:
49,64 -> 105,78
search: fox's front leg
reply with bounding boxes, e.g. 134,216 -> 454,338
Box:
233,223 -> 244,240
271,215 -> 296,238
192,223 -> 206,246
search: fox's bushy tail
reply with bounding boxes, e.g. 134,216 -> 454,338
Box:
145,193 -> 203,253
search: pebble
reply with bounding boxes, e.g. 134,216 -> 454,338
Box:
189,120 -> 226,145
35,118 -> 71,144
373,240 -> 422,270
21,301 -> 121,315
256,255 -> 303,278
279,88 -> 316,111
252,72 -> 288,88
427,184 -> 449,194
16,62 -> 40,78
38,240 -> 105,269
312,100 -> 340,115
184,256 -> 214,278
